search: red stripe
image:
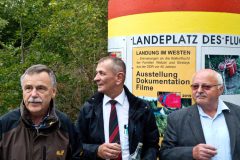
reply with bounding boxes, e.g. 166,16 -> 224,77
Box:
108,0 -> 240,19
109,125 -> 119,142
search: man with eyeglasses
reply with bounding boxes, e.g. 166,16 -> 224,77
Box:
160,69 -> 240,160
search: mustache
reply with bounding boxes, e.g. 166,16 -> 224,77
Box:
28,97 -> 42,103
196,93 -> 207,98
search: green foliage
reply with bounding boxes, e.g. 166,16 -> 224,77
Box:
0,18 -> 8,31
146,99 -> 167,135
0,49 -> 25,114
0,0 -> 108,119
205,55 -> 240,71
155,115 -> 167,136
205,55 -> 225,70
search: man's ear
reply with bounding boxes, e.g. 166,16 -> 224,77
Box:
116,72 -> 124,85
52,87 -> 57,98
219,85 -> 224,95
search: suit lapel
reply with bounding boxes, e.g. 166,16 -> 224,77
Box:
188,105 -> 206,144
128,99 -> 145,153
128,105 -> 136,152
223,109 -> 236,155
94,102 -> 105,143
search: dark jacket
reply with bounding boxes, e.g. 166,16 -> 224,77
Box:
76,86 -> 159,160
0,100 -> 83,160
160,101 -> 240,160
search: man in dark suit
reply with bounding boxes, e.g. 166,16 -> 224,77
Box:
160,69 -> 240,160
76,56 -> 159,160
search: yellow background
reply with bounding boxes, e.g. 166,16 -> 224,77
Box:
109,12 -> 240,37
132,46 -> 196,98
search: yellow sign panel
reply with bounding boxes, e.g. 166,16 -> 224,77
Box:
132,46 -> 196,103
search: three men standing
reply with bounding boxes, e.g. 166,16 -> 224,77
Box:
3,59 -> 237,160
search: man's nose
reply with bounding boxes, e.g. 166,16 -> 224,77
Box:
197,86 -> 203,92
94,74 -> 99,82
31,88 -> 38,97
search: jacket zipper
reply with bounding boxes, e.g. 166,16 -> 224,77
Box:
42,146 -> 46,160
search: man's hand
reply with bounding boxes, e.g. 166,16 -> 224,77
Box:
97,143 -> 121,159
193,143 -> 217,160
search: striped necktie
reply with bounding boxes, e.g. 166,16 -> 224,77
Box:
109,100 -> 122,160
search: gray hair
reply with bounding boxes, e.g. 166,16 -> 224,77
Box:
192,69 -> 224,88
98,56 -> 126,75
216,71 -> 224,87
20,64 -> 57,88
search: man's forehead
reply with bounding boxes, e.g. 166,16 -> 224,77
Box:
24,72 -> 49,77
97,61 -> 112,70
98,59 -> 112,65
23,72 -> 51,83
193,74 -> 217,83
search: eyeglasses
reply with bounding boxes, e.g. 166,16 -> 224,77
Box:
190,84 -> 222,90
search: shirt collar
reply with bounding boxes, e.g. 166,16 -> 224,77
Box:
218,98 -> 230,112
198,99 -> 230,118
103,89 -> 126,106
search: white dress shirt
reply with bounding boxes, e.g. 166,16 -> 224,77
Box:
198,99 -> 231,160
103,89 -> 130,160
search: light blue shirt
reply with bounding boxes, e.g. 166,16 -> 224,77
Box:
198,99 -> 231,160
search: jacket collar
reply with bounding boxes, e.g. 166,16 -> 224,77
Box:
222,103 -> 236,155
124,85 -> 147,121
88,85 -> 147,121
20,99 -> 59,131
188,105 -> 206,144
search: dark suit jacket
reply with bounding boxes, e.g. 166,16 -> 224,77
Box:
77,86 -> 159,160
160,101 -> 240,160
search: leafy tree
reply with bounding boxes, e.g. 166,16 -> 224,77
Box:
0,0 -> 108,120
